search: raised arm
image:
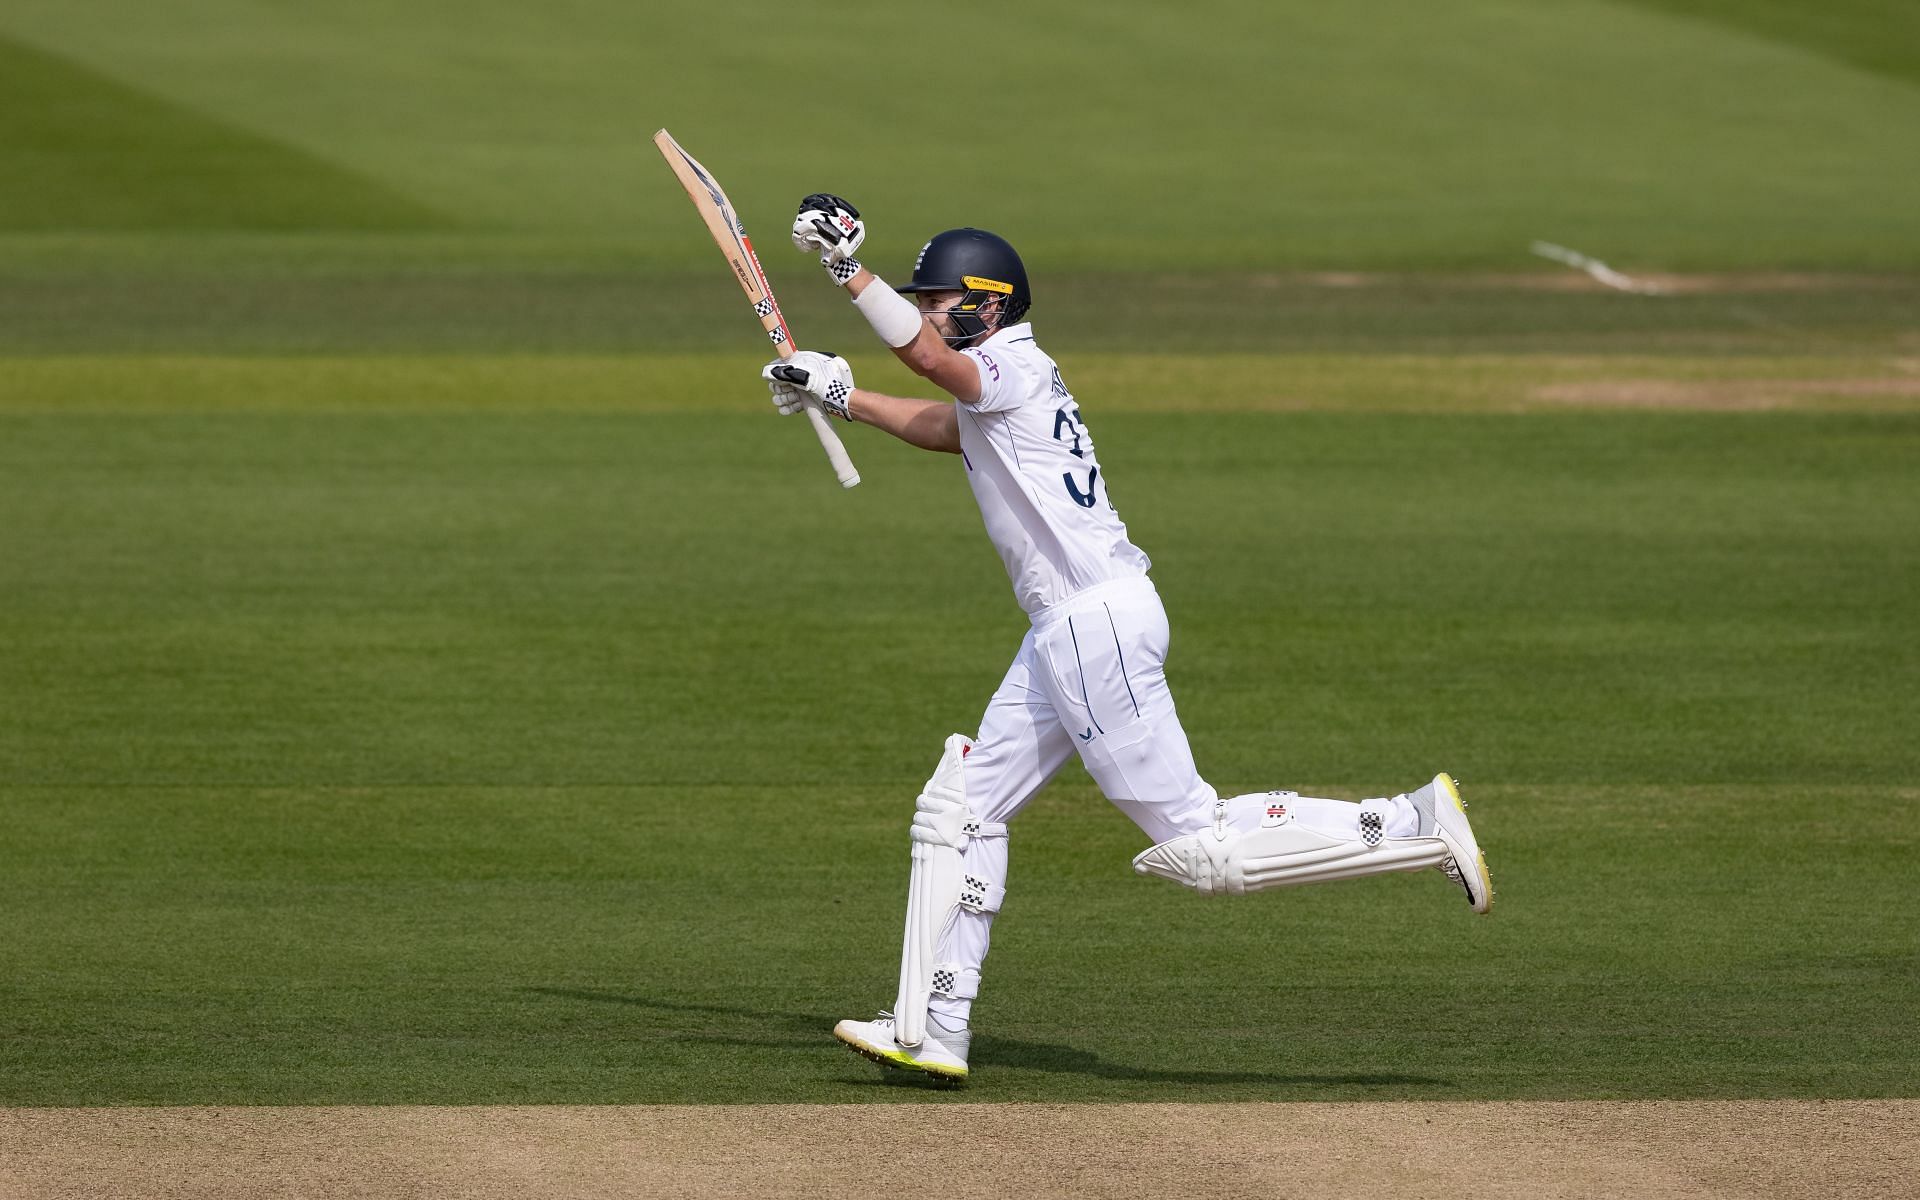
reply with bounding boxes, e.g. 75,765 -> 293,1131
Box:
843,272 -> 982,405
791,194 -> 983,406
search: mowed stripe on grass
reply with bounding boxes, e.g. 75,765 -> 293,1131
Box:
3,353 -> 1918,413
1,269 -> 1915,355
5,0 -> 1920,265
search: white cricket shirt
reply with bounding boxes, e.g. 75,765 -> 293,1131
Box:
953,323 -> 1152,618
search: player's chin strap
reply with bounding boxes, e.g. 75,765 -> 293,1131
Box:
1132,792 -> 1447,897
894,733 -> 1006,1048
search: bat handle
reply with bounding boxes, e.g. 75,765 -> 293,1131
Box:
770,361 -> 859,487
768,355 -> 860,487
802,403 -> 861,488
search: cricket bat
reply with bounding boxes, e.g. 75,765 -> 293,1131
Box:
653,129 -> 860,489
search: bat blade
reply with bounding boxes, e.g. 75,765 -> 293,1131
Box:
654,129 -> 859,488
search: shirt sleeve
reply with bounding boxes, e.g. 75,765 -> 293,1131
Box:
958,346 -> 1031,413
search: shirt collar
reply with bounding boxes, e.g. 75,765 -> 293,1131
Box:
981,322 -> 1032,346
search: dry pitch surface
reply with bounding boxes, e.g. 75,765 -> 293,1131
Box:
3,1101 -> 1914,1199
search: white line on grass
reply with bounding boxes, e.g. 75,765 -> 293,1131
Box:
1531,240 -> 1669,294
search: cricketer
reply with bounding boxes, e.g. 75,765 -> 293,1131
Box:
763,196 -> 1493,1084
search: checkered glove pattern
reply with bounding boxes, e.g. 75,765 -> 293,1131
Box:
761,350 -> 856,422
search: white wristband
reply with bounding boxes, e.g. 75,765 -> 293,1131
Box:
851,276 -> 924,349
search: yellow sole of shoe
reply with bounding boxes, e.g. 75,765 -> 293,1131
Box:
835,1029 -> 968,1086
1437,772 -> 1494,914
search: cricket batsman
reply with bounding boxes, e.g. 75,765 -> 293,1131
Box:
763,196 -> 1493,1084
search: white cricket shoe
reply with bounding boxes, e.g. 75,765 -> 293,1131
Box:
1407,773 -> 1493,914
834,1013 -> 970,1084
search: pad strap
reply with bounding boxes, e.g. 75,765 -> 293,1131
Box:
930,963 -> 981,1000
911,810 -> 1006,849
1358,797 -> 1394,847
958,873 -> 1005,914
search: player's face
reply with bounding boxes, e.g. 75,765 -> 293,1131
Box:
915,290 -> 1003,343
914,290 -> 966,340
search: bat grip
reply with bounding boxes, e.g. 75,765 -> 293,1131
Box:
770,357 -> 858,488
802,403 -> 862,488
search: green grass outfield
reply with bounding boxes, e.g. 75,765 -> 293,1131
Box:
3,371 -> 1916,1104
2,0 -> 1918,1107
5,0 -> 1920,271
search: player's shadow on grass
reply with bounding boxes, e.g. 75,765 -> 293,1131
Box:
523,987 -> 827,1049
523,987 -> 1449,1088
969,1034 -> 1449,1089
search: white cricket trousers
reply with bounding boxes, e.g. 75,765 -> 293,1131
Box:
926,576 -> 1415,1024
931,577 -> 1208,1024
966,577 -> 1215,846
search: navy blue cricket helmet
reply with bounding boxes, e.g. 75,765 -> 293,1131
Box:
895,228 -> 1031,345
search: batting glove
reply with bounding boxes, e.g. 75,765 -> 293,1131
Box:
792,193 -> 865,286
766,372 -> 807,417
761,351 -> 856,421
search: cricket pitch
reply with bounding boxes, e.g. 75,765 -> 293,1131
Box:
3,1100 -> 1912,1199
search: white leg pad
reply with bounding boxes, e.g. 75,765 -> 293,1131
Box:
1133,800 -> 1446,897
894,733 -> 1006,1047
